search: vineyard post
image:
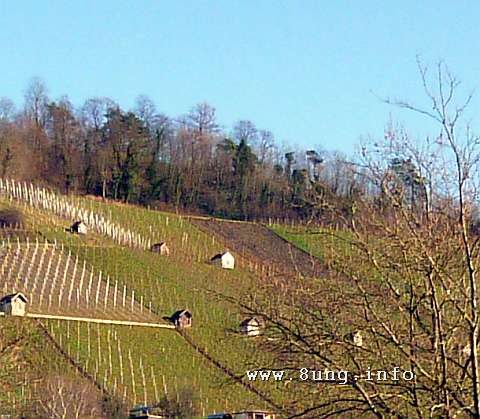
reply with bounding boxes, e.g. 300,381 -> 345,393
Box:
95,272 -> 102,307
87,322 -> 91,357
58,250 -> 71,305
118,338 -> 124,385
140,357 -> 147,405
151,366 -> 159,402
67,255 -> 79,306
128,349 -> 136,404
87,271 -> 93,307
113,280 -> 118,308
108,328 -> 113,378
104,275 -> 110,309
162,374 -> 167,396
78,260 -> 86,302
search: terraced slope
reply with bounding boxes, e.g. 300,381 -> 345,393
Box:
0,242 -> 162,323
0,198 -> 285,416
0,317 -> 106,417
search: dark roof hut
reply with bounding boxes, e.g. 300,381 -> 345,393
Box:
240,317 -> 263,337
0,292 -> 28,316
210,251 -> 235,269
70,220 -> 87,235
344,330 -> 363,347
170,309 -> 192,329
150,242 -> 170,256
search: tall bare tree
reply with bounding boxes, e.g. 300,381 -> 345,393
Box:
237,61 -> 480,417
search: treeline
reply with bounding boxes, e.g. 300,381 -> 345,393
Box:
0,78 -> 363,220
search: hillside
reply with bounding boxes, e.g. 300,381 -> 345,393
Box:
1,179 -> 465,418
0,181 -> 296,417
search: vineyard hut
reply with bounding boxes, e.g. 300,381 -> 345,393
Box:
240,317 -> 262,337
345,330 -> 363,347
211,251 -> 235,269
151,242 -> 170,256
170,309 -> 192,329
70,220 -> 87,235
0,292 -> 28,316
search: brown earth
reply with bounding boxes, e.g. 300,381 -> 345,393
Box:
190,217 -> 327,278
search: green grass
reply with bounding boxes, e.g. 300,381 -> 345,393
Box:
0,318 -> 82,415
269,223 -> 355,262
0,196 -> 286,415
46,319 -> 261,414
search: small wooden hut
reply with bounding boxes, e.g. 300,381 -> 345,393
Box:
345,330 -> 363,347
70,220 -> 87,235
150,242 -> 170,256
210,251 -> 235,269
0,292 -> 28,316
170,309 -> 192,329
240,317 -> 262,337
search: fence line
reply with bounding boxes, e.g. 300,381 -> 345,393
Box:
19,313 -> 175,329
0,178 -> 151,249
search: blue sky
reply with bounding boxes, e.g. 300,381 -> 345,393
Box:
1,1 -> 479,154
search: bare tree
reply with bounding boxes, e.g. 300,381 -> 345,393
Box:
256,129 -> 275,165
233,120 -> 258,144
0,97 -> 15,122
35,375 -> 102,419
237,61 -> 480,417
81,97 -> 116,131
134,94 -> 157,130
24,77 -> 49,134
187,102 -> 219,134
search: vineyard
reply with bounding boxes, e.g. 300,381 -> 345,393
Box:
0,179 -> 290,416
0,239 -> 164,323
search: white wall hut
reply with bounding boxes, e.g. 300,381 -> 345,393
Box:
170,309 -> 192,329
211,251 -> 235,269
151,242 -> 170,256
345,330 -> 363,347
240,317 -> 262,337
71,220 -> 87,235
0,292 -> 28,316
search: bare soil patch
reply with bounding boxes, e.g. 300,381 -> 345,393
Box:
190,218 -> 327,278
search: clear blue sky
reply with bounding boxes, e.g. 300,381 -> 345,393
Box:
1,1 -> 479,154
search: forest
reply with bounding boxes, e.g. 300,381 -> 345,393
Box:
0,78 -> 369,222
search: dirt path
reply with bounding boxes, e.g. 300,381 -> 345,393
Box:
190,218 -> 326,278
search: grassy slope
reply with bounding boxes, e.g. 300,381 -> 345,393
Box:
268,223 -> 353,262
0,198 -> 284,415
0,317 -> 92,415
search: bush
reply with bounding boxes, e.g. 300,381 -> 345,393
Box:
34,375 -> 103,418
0,208 -> 24,228
102,394 -> 128,418
151,387 -> 199,418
